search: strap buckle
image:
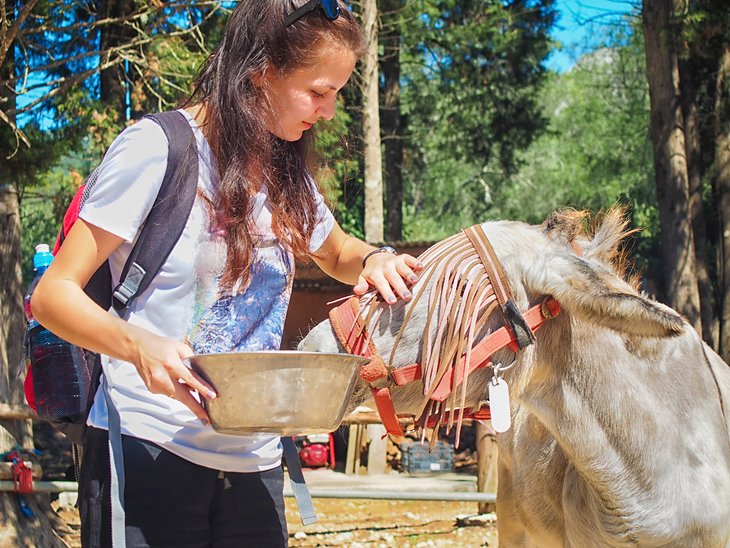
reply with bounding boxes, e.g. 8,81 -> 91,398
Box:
112,262 -> 147,310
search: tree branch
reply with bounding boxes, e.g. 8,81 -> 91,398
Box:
9,56 -> 125,115
0,0 -> 40,68
0,107 -> 30,156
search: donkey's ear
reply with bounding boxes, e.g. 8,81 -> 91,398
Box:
537,254 -> 684,338
580,208 -> 635,271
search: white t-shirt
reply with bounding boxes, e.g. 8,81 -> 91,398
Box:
82,110 -> 335,473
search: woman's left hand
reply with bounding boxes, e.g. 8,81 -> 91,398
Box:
354,252 -> 424,304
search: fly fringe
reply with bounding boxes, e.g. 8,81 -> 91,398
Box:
362,227 -> 501,446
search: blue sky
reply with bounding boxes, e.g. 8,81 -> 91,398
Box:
546,0 -> 637,72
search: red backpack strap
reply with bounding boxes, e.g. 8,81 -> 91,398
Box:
53,183 -> 87,255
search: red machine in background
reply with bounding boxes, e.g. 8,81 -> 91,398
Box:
294,433 -> 335,469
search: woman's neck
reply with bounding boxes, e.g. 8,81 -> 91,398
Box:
184,103 -> 207,127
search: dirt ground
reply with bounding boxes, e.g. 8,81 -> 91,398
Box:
286,498 -> 498,547
50,496 -> 497,547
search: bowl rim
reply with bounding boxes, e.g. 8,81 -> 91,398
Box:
187,350 -> 370,361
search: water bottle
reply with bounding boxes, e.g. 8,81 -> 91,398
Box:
24,243 -> 53,322
23,244 -> 54,410
25,243 -> 91,422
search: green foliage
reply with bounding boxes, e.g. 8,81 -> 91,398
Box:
11,1 -> 227,277
18,103 -> 119,282
16,94 -> 128,278
20,168 -> 78,282
491,17 -> 661,279
399,0 -> 556,241
2,118 -> 85,283
12,1 -> 560,257
496,53 -> 653,216
416,0 -> 554,170
399,10 -> 662,279
1,124 -> 64,190
674,0 -> 730,61
313,96 -> 365,239
128,8 -> 226,113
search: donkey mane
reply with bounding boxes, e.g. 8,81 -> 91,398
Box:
542,206 -> 641,290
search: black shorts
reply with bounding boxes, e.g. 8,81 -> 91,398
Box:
79,427 -> 288,547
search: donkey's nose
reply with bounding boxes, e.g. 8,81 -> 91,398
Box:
297,320 -> 340,353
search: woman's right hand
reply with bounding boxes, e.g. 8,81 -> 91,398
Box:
128,325 -> 217,425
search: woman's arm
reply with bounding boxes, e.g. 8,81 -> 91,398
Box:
311,222 -> 423,304
31,219 -> 215,422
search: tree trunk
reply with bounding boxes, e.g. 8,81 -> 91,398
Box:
0,14 -> 62,542
361,0 -> 384,244
679,55 -> 715,346
380,0 -> 403,242
642,0 -> 701,330
0,0 -> 31,450
98,0 -> 136,121
0,184 -> 28,439
716,46 -> 730,360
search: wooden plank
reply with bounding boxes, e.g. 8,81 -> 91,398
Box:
345,424 -> 360,475
341,410 -> 484,427
341,410 -> 412,426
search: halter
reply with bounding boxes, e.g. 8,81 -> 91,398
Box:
330,224 -> 560,442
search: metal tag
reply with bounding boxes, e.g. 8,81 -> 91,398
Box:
488,377 -> 512,433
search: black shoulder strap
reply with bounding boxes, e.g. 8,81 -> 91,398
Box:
112,110 -> 198,313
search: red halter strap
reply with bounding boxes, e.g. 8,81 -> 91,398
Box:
330,294 -> 560,437
391,298 -> 559,400
329,296 -> 405,436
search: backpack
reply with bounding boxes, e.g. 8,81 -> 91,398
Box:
23,110 -> 198,446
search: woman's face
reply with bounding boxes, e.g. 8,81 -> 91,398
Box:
262,47 -> 356,141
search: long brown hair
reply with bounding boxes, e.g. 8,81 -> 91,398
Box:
184,0 -> 365,291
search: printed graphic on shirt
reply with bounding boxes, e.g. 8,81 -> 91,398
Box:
187,237 -> 293,354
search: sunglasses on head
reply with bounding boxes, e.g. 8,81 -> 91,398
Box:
285,0 -> 340,27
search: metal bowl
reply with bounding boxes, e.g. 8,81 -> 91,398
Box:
186,351 -> 368,436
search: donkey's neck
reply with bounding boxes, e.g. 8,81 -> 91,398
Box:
519,317 -> 672,465
509,316 -> 719,531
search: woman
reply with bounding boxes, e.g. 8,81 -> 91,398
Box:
31,1 -> 421,545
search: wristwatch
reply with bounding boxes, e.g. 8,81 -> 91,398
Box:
362,246 -> 398,268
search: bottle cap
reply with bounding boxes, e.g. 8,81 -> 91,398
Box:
33,243 -> 53,270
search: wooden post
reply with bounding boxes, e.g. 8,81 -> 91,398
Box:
345,424 -> 363,474
366,424 -> 387,474
476,420 -> 498,514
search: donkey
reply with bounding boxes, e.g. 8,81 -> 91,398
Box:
299,209 -> 730,547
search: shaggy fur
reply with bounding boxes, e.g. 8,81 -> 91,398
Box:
299,209 -> 730,547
